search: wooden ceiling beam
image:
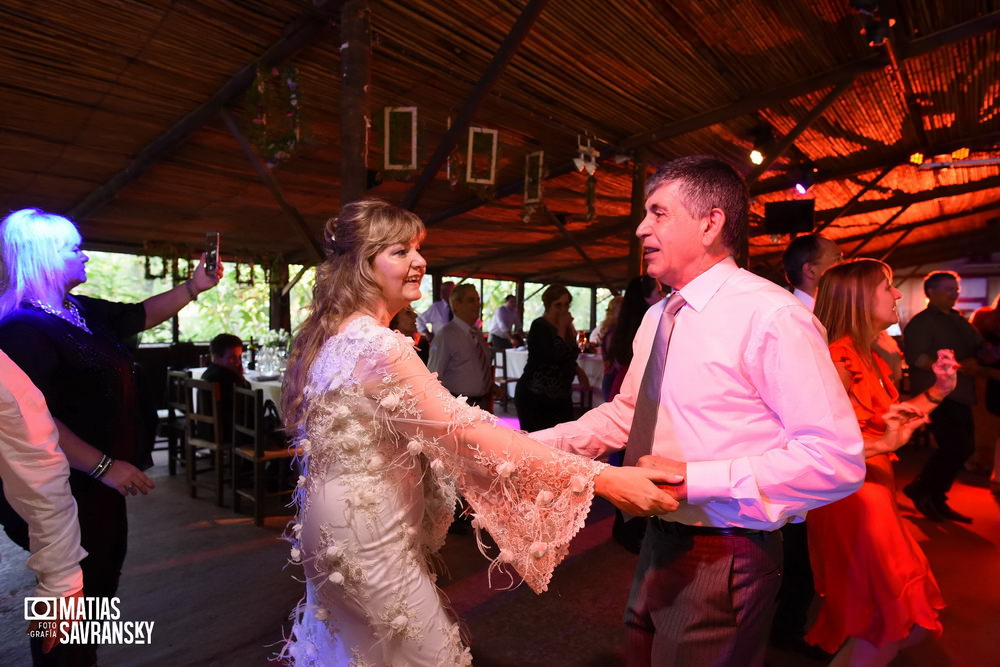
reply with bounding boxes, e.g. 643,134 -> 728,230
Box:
753,201 -> 1000,266
423,11 -> 1000,227
433,216 -> 630,272
541,207 -> 619,293
747,77 -> 855,182
752,131 -> 1000,196
815,174 -> 1000,222
402,0 -> 549,211
218,109 -> 324,264
67,0 -> 344,222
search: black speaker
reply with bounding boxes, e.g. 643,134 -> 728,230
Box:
764,200 -> 814,235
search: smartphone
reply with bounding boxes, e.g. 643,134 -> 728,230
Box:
205,232 -> 220,273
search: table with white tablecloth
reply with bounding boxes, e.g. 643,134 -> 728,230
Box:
189,367 -> 283,414
499,350 -> 604,405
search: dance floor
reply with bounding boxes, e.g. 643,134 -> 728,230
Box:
1,442 -> 997,666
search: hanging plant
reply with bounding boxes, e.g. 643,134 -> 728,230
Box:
172,256 -> 194,282
143,242 -> 174,280
234,260 -> 256,287
243,65 -> 303,168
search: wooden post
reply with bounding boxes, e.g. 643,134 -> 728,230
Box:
269,258 -> 291,332
340,0 -> 371,205
628,153 -> 648,277
515,281 -> 525,337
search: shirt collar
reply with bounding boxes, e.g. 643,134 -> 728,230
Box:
676,257 -> 738,313
451,317 -> 475,333
792,288 -> 815,311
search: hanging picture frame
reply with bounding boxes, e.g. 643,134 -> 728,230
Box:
524,150 -> 544,204
383,106 -> 418,170
466,126 -> 498,185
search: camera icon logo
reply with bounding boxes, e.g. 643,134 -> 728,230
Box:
24,597 -> 58,621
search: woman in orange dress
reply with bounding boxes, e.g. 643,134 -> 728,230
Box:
807,258 -> 959,666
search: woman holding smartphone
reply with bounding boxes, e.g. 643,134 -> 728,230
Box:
0,208 -> 223,666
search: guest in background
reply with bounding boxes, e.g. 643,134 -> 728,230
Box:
590,295 -> 623,349
970,294 -> 1000,493
389,305 -> 429,363
902,271 -> 988,522
1,351 -> 85,656
782,233 -> 843,310
201,333 -> 250,443
514,284 -> 580,431
606,275 -> 664,402
428,284 -> 494,411
0,207 -> 221,666
416,280 -> 454,337
807,258 -> 958,665
488,293 -> 521,351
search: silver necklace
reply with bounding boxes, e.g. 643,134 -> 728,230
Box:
25,298 -> 92,334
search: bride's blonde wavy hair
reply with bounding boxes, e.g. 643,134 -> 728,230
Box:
282,199 -> 425,432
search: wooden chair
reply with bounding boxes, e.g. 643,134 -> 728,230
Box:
158,370 -> 190,476
493,348 -> 518,411
231,387 -> 295,526
184,378 -> 228,506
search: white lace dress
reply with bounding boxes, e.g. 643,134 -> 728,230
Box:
281,316 -> 604,666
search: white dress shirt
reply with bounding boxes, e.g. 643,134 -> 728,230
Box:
417,300 -> 451,335
427,318 -> 492,397
0,350 -> 85,597
534,257 -> 864,530
489,304 -> 520,340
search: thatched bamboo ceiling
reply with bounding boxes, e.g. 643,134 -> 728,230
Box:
1,0 -> 998,288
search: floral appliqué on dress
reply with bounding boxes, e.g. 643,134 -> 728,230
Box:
279,316 -> 603,666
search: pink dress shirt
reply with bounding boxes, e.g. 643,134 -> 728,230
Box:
0,350 -> 85,597
534,258 -> 864,530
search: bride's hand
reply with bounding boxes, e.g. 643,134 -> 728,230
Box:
594,465 -> 683,516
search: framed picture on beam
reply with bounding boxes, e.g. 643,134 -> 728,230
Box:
524,150 -> 544,203
466,126 -> 498,185
384,106 -> 418,170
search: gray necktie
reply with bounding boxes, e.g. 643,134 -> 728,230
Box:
623,292 -> 686,467
472,329 -> 490,391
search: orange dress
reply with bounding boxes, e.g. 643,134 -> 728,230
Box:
805,336 -> 944,653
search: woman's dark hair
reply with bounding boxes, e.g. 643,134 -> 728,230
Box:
610,276 -> 661,366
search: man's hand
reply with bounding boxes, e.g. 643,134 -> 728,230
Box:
30,588 -> 83,653
637,455 -> 688,501
594,466 -> 683,516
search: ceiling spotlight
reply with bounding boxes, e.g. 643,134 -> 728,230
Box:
748,125 -> 774,166
951,147 -> 970,160
792,161 -> 818,194
909,152 -> 925,165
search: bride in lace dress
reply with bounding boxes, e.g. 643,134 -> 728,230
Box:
278,200 -> 681,666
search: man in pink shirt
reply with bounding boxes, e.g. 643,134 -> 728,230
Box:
0,350 -> 86,656
534,156 -> 864,666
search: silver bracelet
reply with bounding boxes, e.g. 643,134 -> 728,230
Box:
184,280 -> 198,301
90,454 -> 114,480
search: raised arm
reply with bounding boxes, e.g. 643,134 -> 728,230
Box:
141,252 -> 222,329
356,334 -> 678,591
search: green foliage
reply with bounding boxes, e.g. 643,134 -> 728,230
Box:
76,251 -> 272,344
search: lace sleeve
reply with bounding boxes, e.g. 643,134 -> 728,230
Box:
358,328 -> 604,594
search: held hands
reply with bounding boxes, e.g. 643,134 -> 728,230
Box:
931,348 -> 959,397
190,251 -> 224,294
637,455 -> 688,502
594,465 -> 683,516
102,459 -> 156,497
